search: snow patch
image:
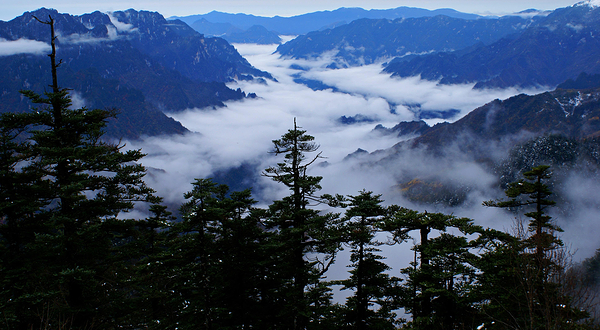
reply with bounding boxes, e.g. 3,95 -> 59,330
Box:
575,0 -> 600,8
555,92 -> 583,117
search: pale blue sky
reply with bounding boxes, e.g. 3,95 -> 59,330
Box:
0,0 -> 582,21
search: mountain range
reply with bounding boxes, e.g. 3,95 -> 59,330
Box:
383,2 -> 600,89
276,14 -> 541,67
0,8 -> 271,139
274,2 -> 600,89
172,7 -> 485,44
367,73 -> 600,205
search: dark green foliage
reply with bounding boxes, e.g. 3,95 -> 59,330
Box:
263,119 -> 343,330
482,165 -> 589,329
0,16 -> 158,329
485,165 -> 562,258
381,208 -> 484,330
581,249 -> 600,287
155,178 -> 278,329
336,191 -> 400,330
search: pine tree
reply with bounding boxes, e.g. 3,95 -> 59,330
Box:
162,178 -> 274,329
482,165 -> 588,329
263,119 -> 342,330
337,191 -> 400,330
0,15 -> 157,329
381,208 -> 483,330
0,110 -> 49,329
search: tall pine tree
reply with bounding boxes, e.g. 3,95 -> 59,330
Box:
263,119 -> 342,330
482,165 -> 588,329
337,191 -> 400,330
0,15 -> 157,329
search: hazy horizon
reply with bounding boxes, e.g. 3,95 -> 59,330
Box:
0,0 -> 582,22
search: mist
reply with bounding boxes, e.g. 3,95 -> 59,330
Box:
0,38 -> 50,56
124,42 -> 600,283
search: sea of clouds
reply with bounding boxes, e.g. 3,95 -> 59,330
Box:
124,42 -> 600,285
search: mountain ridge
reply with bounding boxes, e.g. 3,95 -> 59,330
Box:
383,3 -> 600,89
173,7 -> 487,44
276,15 -> 538,67
0,8 -> 272,139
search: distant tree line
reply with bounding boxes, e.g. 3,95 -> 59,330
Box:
1,15 -> 599,330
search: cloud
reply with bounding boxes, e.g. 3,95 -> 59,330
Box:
59,13 -> 138,45
126,42 -> 600,270
0,38 -> 50,56
107,13 -> 137,33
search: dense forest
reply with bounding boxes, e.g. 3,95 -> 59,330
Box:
1,15 -> 600,330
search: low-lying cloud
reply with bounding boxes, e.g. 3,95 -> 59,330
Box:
0,38 -> 50,56
125,42 -> 599,272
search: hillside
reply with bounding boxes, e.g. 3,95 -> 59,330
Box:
369,84 -> 600,205
276,14 -> 538,66
384,2 -> 600,88
0,8 -> 272,139
386,86 -> 600,154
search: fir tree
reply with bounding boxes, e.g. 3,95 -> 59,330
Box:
381,208 -> 483,330
483,165 -> 588,329
263,119 -> 342,330
163,178 -> 274,329
0,15 -> 157,329
337,191 -> 400,330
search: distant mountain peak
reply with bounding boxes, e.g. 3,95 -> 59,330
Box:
575,0 -> 600,8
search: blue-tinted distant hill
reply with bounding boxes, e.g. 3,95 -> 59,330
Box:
172,6 -> 484,37
383,2 -> 600,88
276,15 -> 539,66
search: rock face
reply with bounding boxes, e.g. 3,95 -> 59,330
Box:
0,8 -> 273,139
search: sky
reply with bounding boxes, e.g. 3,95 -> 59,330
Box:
0,0 -> 584,21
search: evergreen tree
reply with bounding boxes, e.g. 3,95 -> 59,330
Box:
133,203 -> 175,328
162,178 -> 274,329
263,119 -> 342,330
381,208 -> 483,330
0,111 -> 50,329
482,165 -> 588,329
337,191 -> 400,330
0,15 -> 157,329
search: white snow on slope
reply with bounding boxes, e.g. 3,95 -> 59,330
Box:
575,0 -> 600,8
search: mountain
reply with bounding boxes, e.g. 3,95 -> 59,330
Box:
384,2 -> 600,89
557,72 -> 600,89
368,85 -> 600,205
276,15 -> 538,66
221,25 -> 282,44
388,87 -> 600,155
172,7 -> 484,43
191,18 -> 243,37
0,8 -> 272,139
